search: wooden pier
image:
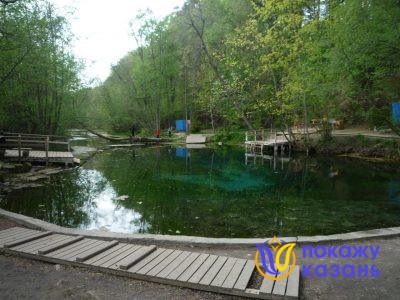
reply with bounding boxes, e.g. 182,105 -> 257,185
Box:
0,132 -> 78,166
0,227 -> 300,299
245,130 -> 292,155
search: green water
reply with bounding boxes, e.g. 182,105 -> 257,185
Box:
1,145 -> 400,238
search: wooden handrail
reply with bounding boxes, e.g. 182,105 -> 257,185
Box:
3,132 -> 70,139
2,132 -> 70,152
5,139 -> 69,145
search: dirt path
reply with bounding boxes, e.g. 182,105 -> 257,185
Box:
332,126 -> 400,139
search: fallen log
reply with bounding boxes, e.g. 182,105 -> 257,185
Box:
84,128 -> 172,143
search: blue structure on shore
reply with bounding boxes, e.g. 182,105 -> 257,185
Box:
176,119 -> 187,131
393,102 -> 400,124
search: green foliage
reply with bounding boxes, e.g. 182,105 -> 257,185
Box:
209,127 -> 244,144
0,0 -> 82,134
89,0 -> 399,134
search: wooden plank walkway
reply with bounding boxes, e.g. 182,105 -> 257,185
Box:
4,150 -> 75,165
0,227 -> 300,299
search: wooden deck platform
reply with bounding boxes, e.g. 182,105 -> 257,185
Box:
0,227 -> 300,299
4,149 -> 76,165
186,134 -> 207,144
245,131 -> 292,155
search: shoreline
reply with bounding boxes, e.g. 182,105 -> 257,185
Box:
1,208 -> 399,247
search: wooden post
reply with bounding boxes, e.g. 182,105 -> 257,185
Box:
245,131 -> 248,142
45,136 -> 49,166
262,130 -> 264,141
254,130 -> 257,142
18,134 -> 21,162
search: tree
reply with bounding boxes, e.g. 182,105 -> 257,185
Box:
0,0 -> 81,134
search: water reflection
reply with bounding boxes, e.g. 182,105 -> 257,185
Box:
2,169 -> 147,233
1,146 -> 400,238
80,170 -> 146,233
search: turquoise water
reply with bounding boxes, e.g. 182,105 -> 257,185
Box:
1,145 -> 400,238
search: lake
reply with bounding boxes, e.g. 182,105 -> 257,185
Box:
1,142 -> 400,238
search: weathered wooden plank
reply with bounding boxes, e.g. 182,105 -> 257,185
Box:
271,273 -> 288,296
119,245 -> 158,270
38,236 -> 84,255
45,238 -> 88,257
101,244 -> 141,269
0,228 -> 37,243
0,233 -> 33,246
259,274 -> 276,295
61,240 -> 104,261
12,234 -> 69,252
88,244 -> 131,266
199,256 -> 228,286
210,257 -> 237,287
101,245 -> 142,269
157,251 -> 191,278
233,259 -> 255,291
75,240 -> 119,262
127,249 -> 166,273
146,250 -> 183,277
177,253 -> 208,282
221,258 -> 247,289
83,243 -> 127,265
188,255 -> 218,284
25,235 -> 74,253
0,227 -> 27,238
3,231 -> 52,248
135,249 -> 174,275
285,265 -> 300,299
48,239 -> 98,259
75,241 -> 119,262
167,252 -> 202,281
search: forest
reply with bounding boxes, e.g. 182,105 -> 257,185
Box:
1,0 -> 400,136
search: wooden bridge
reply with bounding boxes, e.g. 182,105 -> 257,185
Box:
0,132 -> 78,166
0,226 -> 300,299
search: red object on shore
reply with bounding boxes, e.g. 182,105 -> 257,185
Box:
155,129 -> 160,138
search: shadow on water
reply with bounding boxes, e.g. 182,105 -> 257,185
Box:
1,145 -> 400,238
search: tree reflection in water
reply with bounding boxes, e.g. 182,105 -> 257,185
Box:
2,146 -> 400,238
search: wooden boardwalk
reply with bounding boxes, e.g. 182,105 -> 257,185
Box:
0,227 -> 300,299
4,149 -> 76,165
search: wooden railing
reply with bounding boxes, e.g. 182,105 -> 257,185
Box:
245,130 -> 276,142
245,130 -> 293,144
0,132 -> 71,164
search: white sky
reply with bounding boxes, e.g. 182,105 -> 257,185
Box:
51,0 -> 185,84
